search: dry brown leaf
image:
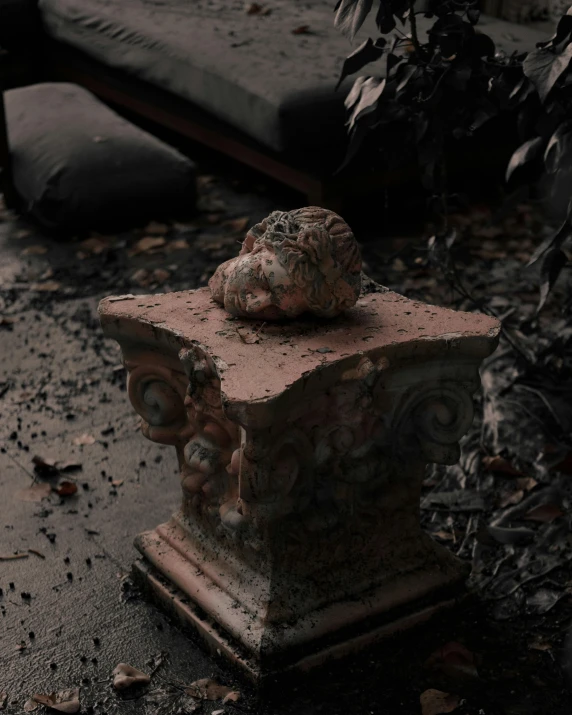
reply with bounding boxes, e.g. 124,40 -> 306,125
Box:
131,269 -> 151,287
223,216 -> 250,233
499,489 -> 524,508
32,690 -> 80,714
432,530 -> 455,542
185,678 -> 234,701
222,691 -> 241,704
165,238 -> 190,253
24,699 -> 38,712
420,689 -> 460,715
0,552 -> 29,561
424,641 -> 479,680
0,316 -> 14,327
30,281 -> 61,292
21,245 -> 48,256
112,663 -> 151,690
54,480 -> 78,497
79,237 -> 108,254
16,482 -> 52,502
292,24 -> 311,34
515,477 -> 538,491
129,236 -> 167,255
73,434 -> 96,446
482,455 -> 523,476
152,268 -> 170,285
143,221 -> 169,235
523,503 -> 564,523
111,479 -> 124,488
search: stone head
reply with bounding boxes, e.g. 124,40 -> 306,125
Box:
208,206 -> 362,320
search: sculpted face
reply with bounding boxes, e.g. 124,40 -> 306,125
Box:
208,207 -> 362,320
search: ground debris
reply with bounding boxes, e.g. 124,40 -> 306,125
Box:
72,433 -> 95,446
112,663 -> 151,690
420,688 -> 460,715
30,689 -> 80,714
16,482 -> 52,502
184,678 -> 239,702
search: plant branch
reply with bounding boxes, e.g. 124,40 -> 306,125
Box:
408,0 -> 424,58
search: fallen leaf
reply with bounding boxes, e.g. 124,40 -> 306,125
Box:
21,245 -> 48,256
165,238 -> 190,253
499,489 -> 524,507
24,699 -> 38,712
30,281 -> 61,292
151,268 -> 170,285
0,317 -> 14,328
212,711 -> 224,715
483,525 -> 535,546
223,216 -> 250,233
516,477 -> 538,491
425,641 -> 479,680
528,639 -> 552,651
111,479 -> 124,488
16,482 -> 52,502
432,530 -> 455,542
185,679 -> 234,701
245,2 -> 269,13
54,480 -> 78,497
420,689 -> 460,715
482,455 -> 523,476
32,455 -> 59,476
143,221 -> 169,235
129,236 -> 167,255
79,237 -> 108,254
0,552 -> 29,561
58,462 -> 82,473
131,269 -> 151,287
72,434 -> 96,446
222,691 -> 241,704
523,503 -> 564,523
32,690 -> 80,714
112,663 -> 151,690
292,24 -> 311,34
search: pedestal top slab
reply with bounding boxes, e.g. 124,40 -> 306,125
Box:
99,286 -> 499,423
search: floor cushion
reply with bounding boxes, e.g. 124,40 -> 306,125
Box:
37,0 -> 551,162
5,82 -> 197,232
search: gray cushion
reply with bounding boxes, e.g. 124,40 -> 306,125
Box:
6,82 -> 197,232
37,0 -> 551,156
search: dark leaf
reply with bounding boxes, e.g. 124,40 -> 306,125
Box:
537,248 -> 567,313
505,136 -> 544,182
486,525 -> 535,545
544,120 -> 572,173
467,7 -> 480,25
346,77 -> 386,132
396,64 -> 420,92
470,32 -> 495,58
336,37 -> 386,91
375,0 -> 396,34
536,11 -> 572,50
523,501 -> 565,522
527,218 -> 572,266
334,0 -> 373,40
523,44 -> 572,102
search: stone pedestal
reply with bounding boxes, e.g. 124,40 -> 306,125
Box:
98,283 -> 499,680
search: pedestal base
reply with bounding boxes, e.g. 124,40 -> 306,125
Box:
132,522 -> 469,681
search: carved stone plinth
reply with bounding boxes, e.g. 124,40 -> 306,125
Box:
98,283 -> 499,680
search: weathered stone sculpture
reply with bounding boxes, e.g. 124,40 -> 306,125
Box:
208,206 -> 362,319
99,209 -> 500,680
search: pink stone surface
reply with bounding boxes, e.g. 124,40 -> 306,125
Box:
99,286 -> 499,420
99,280 -> 500,679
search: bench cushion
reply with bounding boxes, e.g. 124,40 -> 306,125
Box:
38,0 -> 551,157
5,82 -> 197,232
